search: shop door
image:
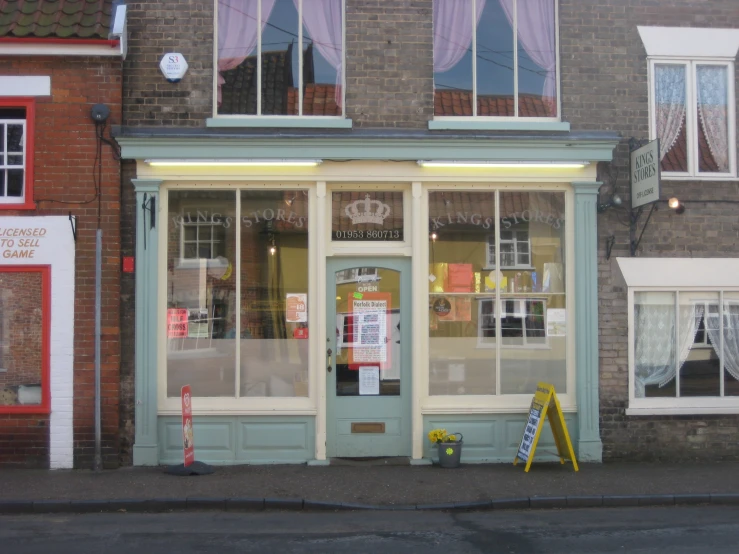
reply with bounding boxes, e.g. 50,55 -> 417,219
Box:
326,258 -> 411,458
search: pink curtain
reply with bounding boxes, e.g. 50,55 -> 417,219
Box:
499,0 -> 557,114
294,0 -> 344,108
433,0 -> 486,73
217,0 -> 277,105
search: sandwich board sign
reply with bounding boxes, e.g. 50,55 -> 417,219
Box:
514,382 -> 578,472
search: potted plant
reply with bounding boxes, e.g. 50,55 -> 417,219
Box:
428,428 -> 464,468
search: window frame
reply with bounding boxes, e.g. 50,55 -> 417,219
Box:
212,0 -> 348,121
432,0 -> 561,122
0,265 -> 51,414
627,286 -> 739,415
0,97 -> 35,210
485,230 -> 532,269
648,58 -> 737,179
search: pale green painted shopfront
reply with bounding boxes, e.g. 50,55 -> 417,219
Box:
116,129 -> 618,465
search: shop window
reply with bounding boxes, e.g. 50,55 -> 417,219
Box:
216,0 -> 345,117
0,98 -> 35,208
651,61 -> 736,177
432,0 -> 558,118
631,291 -> 739,404
0,267 -> 50,414
166,189 -> 309,399
428,190 -> 566,396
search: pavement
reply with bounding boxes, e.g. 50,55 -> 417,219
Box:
2,460 -> 739,514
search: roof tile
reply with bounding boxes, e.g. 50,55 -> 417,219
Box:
0,0 -> 112,39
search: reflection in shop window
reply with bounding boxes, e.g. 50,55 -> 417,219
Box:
166,189 -> 310,399
428,190 -> 566,396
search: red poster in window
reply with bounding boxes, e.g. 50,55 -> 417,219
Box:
348,292 -> 392,370
167,308 -> 188,338
447,263 -> 473,292
181,385 -> 195,467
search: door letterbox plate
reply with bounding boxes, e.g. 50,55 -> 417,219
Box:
351,422 -> 385,434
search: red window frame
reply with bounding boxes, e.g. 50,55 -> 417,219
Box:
0,97 -> 36,210
0,265 -> 51,414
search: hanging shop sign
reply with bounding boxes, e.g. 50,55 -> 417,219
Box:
514,382 -> 578,473
630,139 -> 661,209
181,385 -> 195,467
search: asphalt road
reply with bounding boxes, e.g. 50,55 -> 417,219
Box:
2,506 -> 739,553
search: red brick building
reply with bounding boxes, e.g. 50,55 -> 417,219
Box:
0,0 -> 125,468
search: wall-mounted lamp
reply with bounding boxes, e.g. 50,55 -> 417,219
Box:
668,197 -> 685,214
285,193 -> 298,207
418,160 -> 590,169
597,193 -> 623,213
144,159 -> 323,167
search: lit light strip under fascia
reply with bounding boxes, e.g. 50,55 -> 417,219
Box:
417,160 -> 590,169
144,158 -> 323,167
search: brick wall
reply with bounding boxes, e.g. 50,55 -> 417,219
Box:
0,272 -> 42,390
0,57 -> 122,467
560,0 -> 739,461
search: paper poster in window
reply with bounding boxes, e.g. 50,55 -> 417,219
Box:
454,297 -> 472,322
547,309 -> 566,337
348,292 -> 391,369
187,308 -> 209,338
358,366 -> 380,395
447,263 -> 473,292
286,293 -> 307,323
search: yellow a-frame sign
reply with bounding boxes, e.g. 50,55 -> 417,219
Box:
513,382 -> 578,472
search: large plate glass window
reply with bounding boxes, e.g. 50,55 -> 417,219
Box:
166,189 -> 309,399
652,61 -> 736,177
428,190 -> 566,396
432,0 -> 558,118
217,0 -> 345,117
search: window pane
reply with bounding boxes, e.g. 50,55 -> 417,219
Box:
0,272 -> 43,407
261,0 -> 299,115
167,191 -> 237,397
723,293 -> 739,396
635,291 -> 676,398
302,0 -> 343,115
240,190 -> 309,397
499,191 -> 566,394
6,169 -> 23,197
679,292 -> 719,397
7,124 -> 23,152
331,191 -> 404,241
7,155 -> 22,166
655,64 -> 688,173
477,0 -> 514,116
516,0 -> 557,117
428,190 -> 496,395
433,0 -> 474,116
217,0 -> 260,115
696,65 -> 730,173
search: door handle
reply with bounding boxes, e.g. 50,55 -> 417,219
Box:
327,348 -> 333,373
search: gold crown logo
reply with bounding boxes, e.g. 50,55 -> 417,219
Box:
345,194 -> 391,225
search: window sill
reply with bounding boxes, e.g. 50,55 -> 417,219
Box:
0,200 -> 35,210
626,406 -> 739,416
428,119 -> 571,132
206,117 -> 353,129
0,405 -> 50,415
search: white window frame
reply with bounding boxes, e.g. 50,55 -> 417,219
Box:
648,58 -> 737,179
619,257 -> 739,415
477,297 -> 548,349
432,0 -> 561,121
0,116 -> 26,203
213,0 -> 347,120
485,230 -> 532,269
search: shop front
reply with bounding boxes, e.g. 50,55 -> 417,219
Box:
116,130 -> 618,465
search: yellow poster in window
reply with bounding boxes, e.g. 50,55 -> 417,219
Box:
513,382 -> 578,473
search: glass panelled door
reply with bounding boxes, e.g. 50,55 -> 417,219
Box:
326,258 -> 411,458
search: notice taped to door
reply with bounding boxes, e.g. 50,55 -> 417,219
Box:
513,382 -> 578,473
348,292 -> 391,369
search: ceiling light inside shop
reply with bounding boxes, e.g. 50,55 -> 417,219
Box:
417,160 -> 590,168
144,159 -> 323,167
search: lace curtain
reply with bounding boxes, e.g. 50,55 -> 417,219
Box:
433,0 -> 486,73
634,299 -> 703,398
217,0 -> 277,105
697,65 -> 730,173
654,64 -> 686,162
499,0 -> 557,114
706,303 -> 739,381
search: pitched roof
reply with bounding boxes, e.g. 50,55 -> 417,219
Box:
434,91 -> 556,118
0,0 -> 113,39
